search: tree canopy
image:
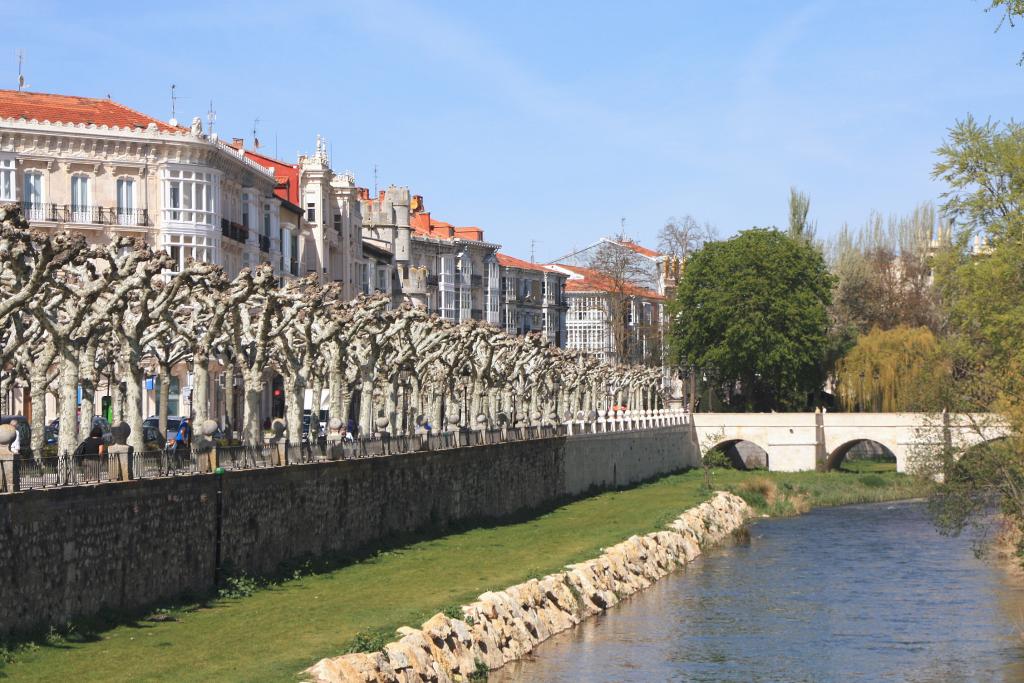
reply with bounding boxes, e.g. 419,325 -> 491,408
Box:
834,326 -> 947,412
669,228 -> 833,411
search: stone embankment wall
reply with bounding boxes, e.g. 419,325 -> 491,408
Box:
304,492 -> 750,683
0,426 -> 698,637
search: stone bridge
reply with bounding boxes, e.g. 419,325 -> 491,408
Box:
689,412 -> 1008,473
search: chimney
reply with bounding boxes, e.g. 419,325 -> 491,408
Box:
231,137 -> 244,150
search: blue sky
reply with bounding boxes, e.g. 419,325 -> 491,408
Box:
6,1 -> 1022,260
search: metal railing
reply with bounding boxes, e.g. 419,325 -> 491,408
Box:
23,202 -> 150,227
0,412 -> 689,493
221,218 -> 249,243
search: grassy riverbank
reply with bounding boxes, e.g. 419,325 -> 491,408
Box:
1,467 -> 929,682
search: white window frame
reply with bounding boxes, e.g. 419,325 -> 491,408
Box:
116,177 -> 137,225
162,167 -> 217,226
70,174 -> 91,223
0,156 -> 15,202
23,170 -> 45,220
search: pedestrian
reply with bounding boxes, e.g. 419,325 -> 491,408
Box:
9,419 -> 20,457
173,417 -> 192,469
75,425 -> 106,481
346,417 -> 357,438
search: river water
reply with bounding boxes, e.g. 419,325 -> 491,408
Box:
492,501 -> 1024,683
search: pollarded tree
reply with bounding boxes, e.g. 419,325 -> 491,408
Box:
669,228 -> 834,411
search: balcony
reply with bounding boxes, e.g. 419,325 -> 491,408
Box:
221,218 -> 249,244
22,202 -> 149,227
426,274 -> 439,287
258,234 -> 270,253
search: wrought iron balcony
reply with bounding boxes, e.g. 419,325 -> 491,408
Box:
258,234 -> 271,253
22,202 -> 149,227
220,218 -> 249,244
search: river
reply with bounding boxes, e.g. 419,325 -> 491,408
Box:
492,501 -> 1024,683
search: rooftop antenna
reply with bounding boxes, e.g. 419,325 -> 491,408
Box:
620,216 -> 626,237
252,117 -> 261,150
170,84 -> 177,120
206,100 -> 216,136
16,49 -> 27,92
373,164 -> 378,196
530,239 -> 542,263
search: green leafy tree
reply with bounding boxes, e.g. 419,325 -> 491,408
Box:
925,116 -> 1024,556
787,186 -> 816,241
669,228 -> 833,411
834,326 -> 948,412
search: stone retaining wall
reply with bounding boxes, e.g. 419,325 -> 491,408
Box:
0,426 -> 697,637
304,492 -> 750,682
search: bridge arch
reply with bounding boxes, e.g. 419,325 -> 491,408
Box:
826,439 -> 898,472
709,439 -> 770,470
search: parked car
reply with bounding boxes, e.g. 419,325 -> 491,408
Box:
47,416 -> 112,446
142,416 -> 183,448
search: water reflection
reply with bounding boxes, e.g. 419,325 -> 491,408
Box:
493,501 -> 1024,683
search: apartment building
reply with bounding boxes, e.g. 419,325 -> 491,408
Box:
547,263 -> 664,365
495,253 -> 568,346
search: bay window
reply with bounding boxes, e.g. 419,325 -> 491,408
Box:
163,168 -> 215,225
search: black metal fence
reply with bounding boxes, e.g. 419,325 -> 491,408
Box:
1,419 -> 682,493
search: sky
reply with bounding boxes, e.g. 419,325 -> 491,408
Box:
5,1 -> 1022,261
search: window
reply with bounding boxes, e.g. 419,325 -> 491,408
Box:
163,233 -> 218,272
71,175 -> 90,222
241,192 -> 250,229
306,202 -> 316,223
263,203 -> 271,238
0,157 -> 14,201
116,178 -> 136,225
163,169 -> 215,225
334,213 -> 342,232
23,171 -> 43,219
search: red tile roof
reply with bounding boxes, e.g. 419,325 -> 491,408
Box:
555,264 -> 663,300
0,89 -> 181,132
496,252 -> 551,273
612,239 -> 660,258
242,148 -> 301,206
410,210 -> 485,242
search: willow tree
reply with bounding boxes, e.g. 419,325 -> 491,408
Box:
834,326 -> 947,412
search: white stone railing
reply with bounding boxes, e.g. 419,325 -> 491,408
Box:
562,408 -> 688,436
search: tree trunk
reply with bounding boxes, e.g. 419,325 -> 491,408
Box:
158,368 -> 171,438
358,373 -> 374,436
223,363 -> 235,437
242,370 -> 263,446
28,361 -> 50,456
193,354 -> 210,428
78,343 -> 98,437
122,358 -> 145,453
285,372 -> 305,447
57,349 -> 79,456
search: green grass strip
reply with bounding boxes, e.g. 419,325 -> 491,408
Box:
0,467 -> 928,682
